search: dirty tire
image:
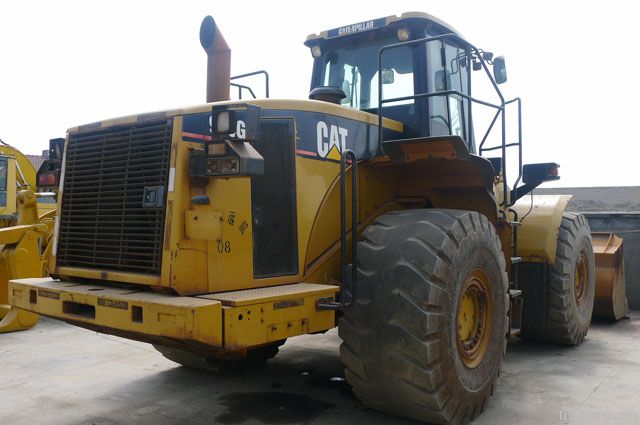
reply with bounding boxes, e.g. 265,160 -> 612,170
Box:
154,340 -> 285,376
522,213 -> 595,345
338,209 -> 508,425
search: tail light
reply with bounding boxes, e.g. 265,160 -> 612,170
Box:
38,173 -> 58,187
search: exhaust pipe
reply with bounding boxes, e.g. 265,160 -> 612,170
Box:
199,16 -> 231,103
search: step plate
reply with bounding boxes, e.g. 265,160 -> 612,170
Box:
198,283 -> 339,306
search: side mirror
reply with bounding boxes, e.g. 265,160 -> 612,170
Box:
434,69 -> 451,92
511,162 -> 560,202
493,56 -> 507,84
341,81 -> 352,103
522,162 -> 560,185
381,69 -> 395,84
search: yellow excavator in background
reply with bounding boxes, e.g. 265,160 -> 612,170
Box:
0,138 -> 63,332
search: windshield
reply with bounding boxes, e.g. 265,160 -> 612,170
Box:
321,37 -> 414,110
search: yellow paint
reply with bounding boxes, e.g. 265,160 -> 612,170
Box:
326,146 -> 342,161
0,146 -> 36,189
511,195 -> 571,264
11,277 -> 336,350
32,96 -> 580,355
66,98 -> 403,134
0,190 -> 56,333
0,225 -> 48,332
151,112 -> 401,295
220,284 -> 338,349
9,278 -> 222,346
458,293 -> 476,341
185,211 -> 222,241
56,267 -> 161,286
0,308 -> 38,332
199,282 -> 337,306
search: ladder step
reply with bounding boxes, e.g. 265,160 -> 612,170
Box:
509,289 -> 522,299
509,328 -> 522,338
511,256 -> 522,264
509,221 -> 522,227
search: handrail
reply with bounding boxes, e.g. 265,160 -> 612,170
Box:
230,83 -> 257,99
230,70 -> 270,99
376,33 -> 523,208
317,149 -> 358,311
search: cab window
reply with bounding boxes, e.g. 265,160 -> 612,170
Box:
322,40 -> 414,110
427,40 -> 470,139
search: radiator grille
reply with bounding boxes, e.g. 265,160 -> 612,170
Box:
251,119 -> 298,278
56,119 -> 173,275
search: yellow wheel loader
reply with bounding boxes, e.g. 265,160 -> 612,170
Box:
0,138 -> 63,332
8,13 -> 628,424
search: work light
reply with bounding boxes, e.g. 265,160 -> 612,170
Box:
397,27 -> 410,41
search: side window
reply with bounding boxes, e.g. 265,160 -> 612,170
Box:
427,41 -> 449,136
324,62 -> 362,109
427,41 -> 470,139
369,45 -> 414,108
0,158 -> 7,207
445,43 -> 469,138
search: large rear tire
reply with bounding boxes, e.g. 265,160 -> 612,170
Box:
521,213 -> 595,345
154,340 -> 285,376
339,209 -> 508,425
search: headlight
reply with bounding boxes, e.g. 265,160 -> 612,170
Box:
206,158 -> 239,175
215,110 -> 231,133
210,104 -> 260,141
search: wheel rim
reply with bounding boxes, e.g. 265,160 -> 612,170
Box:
574,251 -> 588,306
456,269 -> 494,369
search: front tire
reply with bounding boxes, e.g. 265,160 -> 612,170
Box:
521,213 -> 595,345
339,209 -> 508,424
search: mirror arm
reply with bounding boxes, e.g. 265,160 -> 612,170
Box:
510,182 -> 537,203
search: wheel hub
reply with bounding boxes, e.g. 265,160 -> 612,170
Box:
456,269 -> 493,369
574,251 -> 588,306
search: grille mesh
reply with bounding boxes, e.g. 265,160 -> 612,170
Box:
56,119 -> 172,275
251,119 -> 298,278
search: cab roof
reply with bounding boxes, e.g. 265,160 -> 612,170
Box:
304,12 -> 462,46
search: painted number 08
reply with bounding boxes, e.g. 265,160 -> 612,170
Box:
217,241 -> 231,253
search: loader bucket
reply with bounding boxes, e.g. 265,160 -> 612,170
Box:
591,232 -> 629,320
0,305 -> 38,333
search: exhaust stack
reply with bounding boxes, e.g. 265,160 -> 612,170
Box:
200,16 -> 231,103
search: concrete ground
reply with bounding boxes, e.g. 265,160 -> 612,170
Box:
1,315 -> 639,425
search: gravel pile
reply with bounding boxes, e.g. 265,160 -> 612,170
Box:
534,186 -> 640,213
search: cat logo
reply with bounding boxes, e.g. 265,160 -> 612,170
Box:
316,121 -> 348,161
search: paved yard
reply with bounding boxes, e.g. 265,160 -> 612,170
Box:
1,314 -> 639,425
